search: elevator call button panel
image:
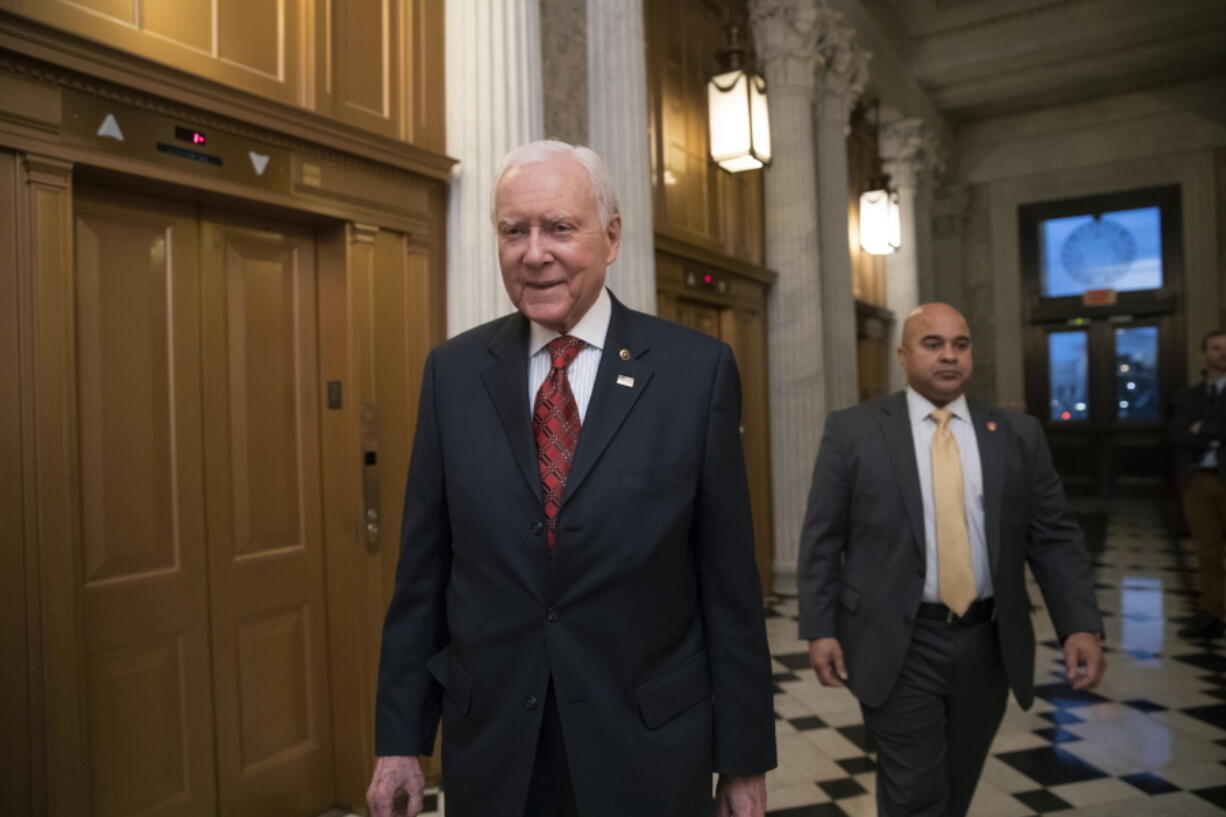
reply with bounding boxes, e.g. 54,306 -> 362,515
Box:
62,89 -> 291,195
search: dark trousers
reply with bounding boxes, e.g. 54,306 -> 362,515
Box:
523,682 -> 580,817
860,617 -> 1009,817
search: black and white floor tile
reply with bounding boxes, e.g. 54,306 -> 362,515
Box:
410,499 -> 1226,816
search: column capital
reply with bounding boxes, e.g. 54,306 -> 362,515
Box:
749,0 -> 823,91
812,3 -> 870,127
880,118 -> 945,187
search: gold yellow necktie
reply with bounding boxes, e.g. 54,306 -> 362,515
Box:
931,409 -> 976,616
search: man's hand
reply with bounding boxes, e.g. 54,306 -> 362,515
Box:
1063,632 -> 1106,690
715,773 -> 766,817
809,638 -> 849,687
367,755 -> 426,817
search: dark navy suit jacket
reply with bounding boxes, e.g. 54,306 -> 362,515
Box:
374,292 -> 776,817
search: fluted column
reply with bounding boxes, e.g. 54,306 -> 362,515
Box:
881,118 -> 940,392
812,4 -> 869,413
445,0 -> 544,335
587,0 -> 656,314
750,0 -> 824,594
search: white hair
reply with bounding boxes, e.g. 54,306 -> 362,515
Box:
489,139 -> 621,228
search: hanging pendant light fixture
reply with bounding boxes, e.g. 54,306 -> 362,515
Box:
707,24 -> 771,173
859,103 -> 901,255
859,174 -> 901,255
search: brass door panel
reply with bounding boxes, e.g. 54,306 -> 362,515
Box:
664,294 -> 774,595
3,0 -> 306,108
74,191 -> 217,817
200,218 -> 335,817
71,191 -> 336,817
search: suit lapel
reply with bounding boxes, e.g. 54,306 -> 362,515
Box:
479,313 -> 542,504
561,296 -> 653,507
879,392 -> 925,559
969,399 -> 1006,578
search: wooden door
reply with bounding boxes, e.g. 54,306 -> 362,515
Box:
74,191 -> 218,817
200,217 -> 335,817
667,296 -> 774,594
72,190 -> 334,817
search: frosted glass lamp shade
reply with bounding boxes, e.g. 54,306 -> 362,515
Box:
708,70 -> 771,172
860,187 -> 902,255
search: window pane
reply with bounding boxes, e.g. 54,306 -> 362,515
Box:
1040,206 -> 1163,297
1116,326 -> 1159,422
1049,331 -> 1089,421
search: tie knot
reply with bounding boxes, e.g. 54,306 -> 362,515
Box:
547,335 -> 584,370
931,408 -> 953,429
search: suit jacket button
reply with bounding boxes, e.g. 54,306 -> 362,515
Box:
916,568 -> 925,578
546,607 -> 559,622
531,521 -> 544,536
525,695 -> 538,710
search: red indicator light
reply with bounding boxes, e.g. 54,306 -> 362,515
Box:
192,132 -> 206,144
703,274 -> 713,283
1061,411 -> 1071,420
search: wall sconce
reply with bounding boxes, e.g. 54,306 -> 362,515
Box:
859,174 -> 901,255
707,24 -> 771,173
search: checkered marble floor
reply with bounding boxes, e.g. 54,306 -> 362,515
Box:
413,499 -> 1226,816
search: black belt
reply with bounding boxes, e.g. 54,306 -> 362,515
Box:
917,597 -> 995,625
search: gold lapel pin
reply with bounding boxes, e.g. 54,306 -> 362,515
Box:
617,374 -> 635,388
619,348 -> 631,360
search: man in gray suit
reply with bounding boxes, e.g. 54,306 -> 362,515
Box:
798,303 -> 1106,817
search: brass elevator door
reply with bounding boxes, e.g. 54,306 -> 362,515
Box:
73,190 -> 334,817
666,297 -> 774,595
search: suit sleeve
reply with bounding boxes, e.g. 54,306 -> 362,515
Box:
693,344 -> 777,776
1019,414 -> 1103,640
1169,387 -> 1224,451
796,411 -> 851,641
374,351 -> 452,756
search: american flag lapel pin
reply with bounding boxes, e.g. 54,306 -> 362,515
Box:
616,374 -> 635,388
986,421 -> 998,432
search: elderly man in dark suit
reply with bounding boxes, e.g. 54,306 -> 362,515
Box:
365,140 -> 776,817
798,303 -> 1106,817
1169,329 -> 1226,640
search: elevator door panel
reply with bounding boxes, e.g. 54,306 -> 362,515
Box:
200,218 -> 334,817
73,191 -> 334,817
74,193 -> 217,817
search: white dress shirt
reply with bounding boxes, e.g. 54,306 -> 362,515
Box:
906,387 -> 994,603
527,288 -> 611,422
1200,373 -> 1226,469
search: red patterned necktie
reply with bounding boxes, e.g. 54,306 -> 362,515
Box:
533,335 -> 585,550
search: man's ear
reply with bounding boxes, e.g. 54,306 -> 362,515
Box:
604,214 -> 622,266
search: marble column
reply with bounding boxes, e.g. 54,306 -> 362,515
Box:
881,118 -> 940,392
812,4 -> 869,413
587,0 -> 656,314
445,0 -> 544,336
749,0 -> 824,594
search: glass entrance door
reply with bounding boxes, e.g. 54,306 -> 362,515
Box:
1019,185 -> 1184,502
1030,317 -> 1176,499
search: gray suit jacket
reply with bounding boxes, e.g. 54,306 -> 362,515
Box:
797,391 -> 1102,709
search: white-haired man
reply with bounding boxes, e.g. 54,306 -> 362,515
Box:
366,140 -> 776,817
